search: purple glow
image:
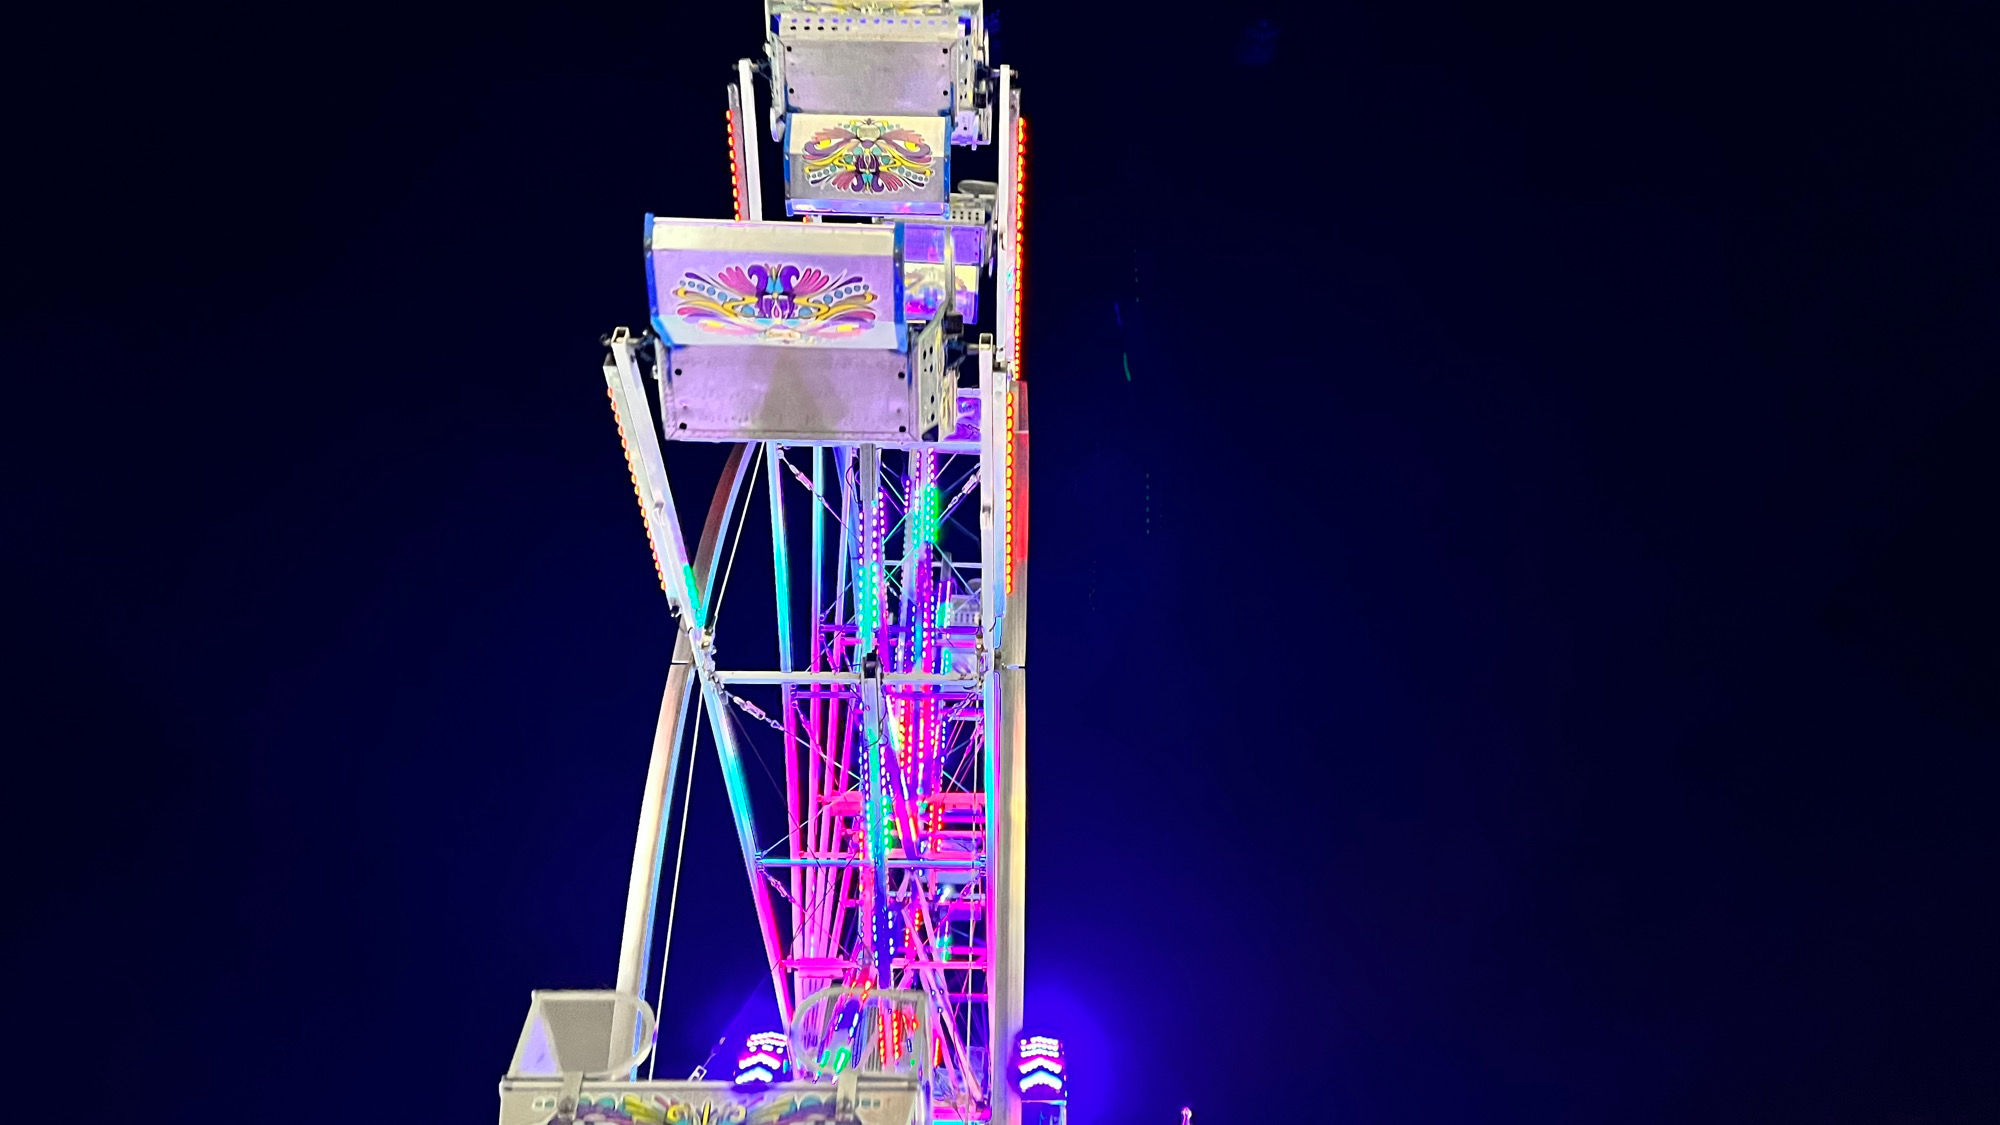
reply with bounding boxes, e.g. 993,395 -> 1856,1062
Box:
901,224 -> 986,267
952,225 -> 984,265
948,390 -> 980,441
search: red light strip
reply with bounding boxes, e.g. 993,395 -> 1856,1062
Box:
1011,115 -> 1027,380
1005,116 -> 1026,597
726,108 -> 745,222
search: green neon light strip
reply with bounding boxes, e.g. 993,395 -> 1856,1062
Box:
682,563 -> 703,627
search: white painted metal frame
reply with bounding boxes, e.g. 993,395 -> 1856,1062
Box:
584,26 -> 1029,1125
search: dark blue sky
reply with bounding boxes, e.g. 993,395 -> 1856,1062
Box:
9,2 -> 1997,1121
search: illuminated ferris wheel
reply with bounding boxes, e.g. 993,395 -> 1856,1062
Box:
496,6 -> 1061,1125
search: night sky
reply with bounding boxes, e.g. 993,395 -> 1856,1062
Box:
11,2 -> 1998,1121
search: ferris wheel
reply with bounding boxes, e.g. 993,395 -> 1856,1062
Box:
497,6 -> 1060,1125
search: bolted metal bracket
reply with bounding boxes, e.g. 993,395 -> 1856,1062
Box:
836,1066 -> 861,1121
551,1071 -> 584,1125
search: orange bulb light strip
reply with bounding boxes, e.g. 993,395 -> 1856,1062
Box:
606,386 -> 668,595
1005,386 -> 1017,597
726,108 -> 745,222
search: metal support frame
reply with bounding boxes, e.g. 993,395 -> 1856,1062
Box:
597,389 -> 1018,1114
564,17 -> 1034,1125
605,337 -> 793,1026
986,70 -> 1026,1125
611,631 -> 695,1068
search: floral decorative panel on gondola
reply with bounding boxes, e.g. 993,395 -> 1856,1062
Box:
785,114 -> 951,216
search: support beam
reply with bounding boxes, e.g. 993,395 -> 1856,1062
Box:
604,338 -> 702,620
731,60 -> 764,222
606,347 -> 752,1068
606,335 -> 790,1024
767,446 -> 796,674
612,630 -> 696,1071
978,344 -> 1003,640
992,577 -> 1028,1113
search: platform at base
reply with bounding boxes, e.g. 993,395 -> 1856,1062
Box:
498,1077 -> 924,1125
